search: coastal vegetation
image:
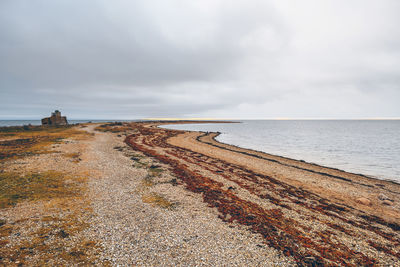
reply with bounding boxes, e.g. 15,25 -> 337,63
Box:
95,122 -> 132,133
0,125 -> 99,265
0,171 -> 81,209
0,125 -> 91,162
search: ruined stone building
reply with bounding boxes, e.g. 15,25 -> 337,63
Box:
41,110 -> 68,126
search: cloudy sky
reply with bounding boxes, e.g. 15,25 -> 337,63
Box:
1,0 -> 399,119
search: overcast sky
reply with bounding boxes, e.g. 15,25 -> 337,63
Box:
1,0 -> 399,119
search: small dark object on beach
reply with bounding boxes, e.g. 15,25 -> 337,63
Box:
216,170 -> 224,173
69,250 -> 85,257
150,164 -> 161,169
57,229 -> 69,238
113,146 -> 124,151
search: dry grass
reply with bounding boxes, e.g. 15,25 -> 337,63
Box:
63,152 -> 81,163
142,192 -> 175,210
0,169 -> 101,265
95,122 -> 132,133
0,223 -> 12,239
0,125 -> 92,163
148,166 -> 164,177
142,175 -> 155,187
0,171 -> 82,209
0,208 -> 102,266
0,125 -> 103,265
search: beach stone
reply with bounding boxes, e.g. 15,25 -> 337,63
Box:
378,194 -> 392,201
356,197 -> 372,206
382,200 -> 393,206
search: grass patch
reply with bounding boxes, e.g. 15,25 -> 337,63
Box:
0,213 -> 102,266
0,125 -> 101,265
133,160 -> 148,168
142,193 -> 175,210
0,174 -> 99,265
0,223 -> 12,238
64,152 -> 81,163
142,175 -> 155,187
0,171 -> 82,209
0,125 -> 76,135
149,167 -> 163,177
1,133 -> 16,137
95,122 -> 132,133
0,125 -> 91,163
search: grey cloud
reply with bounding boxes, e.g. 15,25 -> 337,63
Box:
0,0 -> 281,89
0,0 -> 399,119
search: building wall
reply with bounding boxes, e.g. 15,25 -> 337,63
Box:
41,113 -> 68,126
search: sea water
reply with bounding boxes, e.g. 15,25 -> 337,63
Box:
162,120 -> 400,182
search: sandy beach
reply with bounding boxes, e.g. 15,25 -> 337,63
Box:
1,121 -> 399,266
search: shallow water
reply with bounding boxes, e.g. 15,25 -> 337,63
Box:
162,120 -> 400,182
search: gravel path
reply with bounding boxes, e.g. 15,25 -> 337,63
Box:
85,127 -> 294,266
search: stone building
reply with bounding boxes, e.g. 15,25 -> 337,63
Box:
41,110 -> 68,126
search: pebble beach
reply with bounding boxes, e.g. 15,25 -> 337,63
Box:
1,122 -> 399,266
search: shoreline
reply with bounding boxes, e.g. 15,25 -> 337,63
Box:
159,122 -> 400,218
210,131 -> 400,186
160,121 -> 399,185
125,121 -> 400,265
1,121 -> 399,265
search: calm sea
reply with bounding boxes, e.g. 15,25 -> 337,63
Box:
162,120 -> 400,183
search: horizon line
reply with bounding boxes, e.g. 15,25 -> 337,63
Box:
1,117 -> 400,121
144,117 -> 400,121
